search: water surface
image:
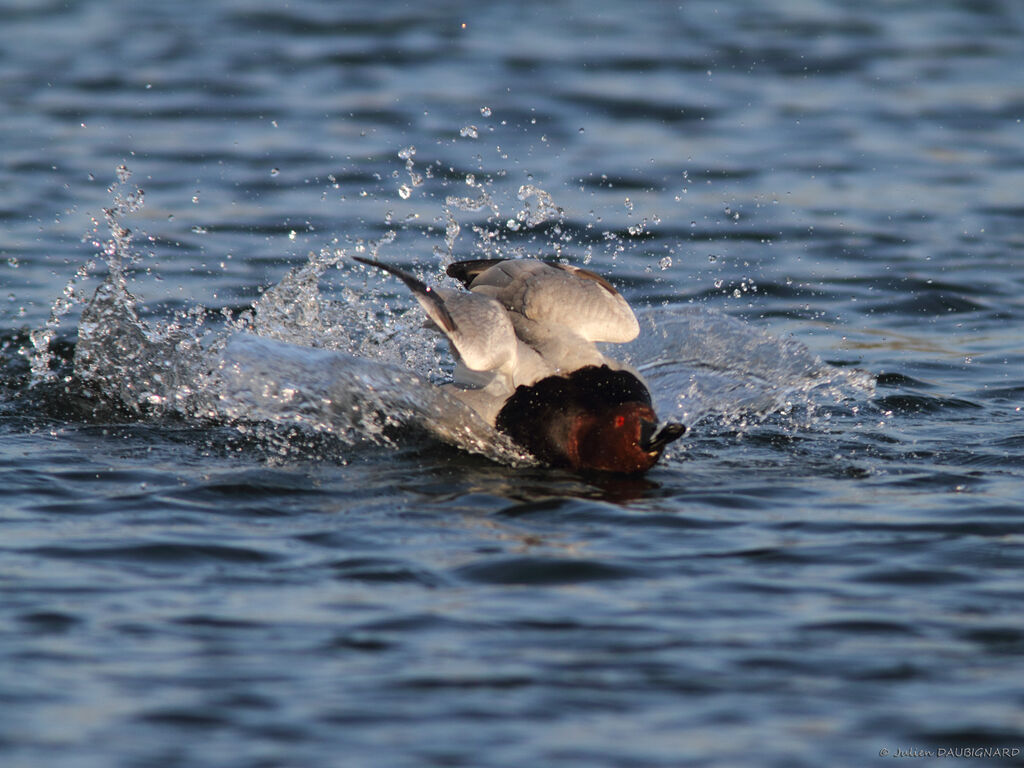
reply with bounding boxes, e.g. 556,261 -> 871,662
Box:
2,2 -> 1024,767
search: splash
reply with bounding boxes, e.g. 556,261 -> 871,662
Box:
625,308 -> 874,428
29,164 -> 140,384
55,168 -> 528,465
39,151 -> 871,469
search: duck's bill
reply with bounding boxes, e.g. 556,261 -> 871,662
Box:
640,421 -> 687,454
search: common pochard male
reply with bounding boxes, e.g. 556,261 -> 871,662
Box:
355,256 -> 685,474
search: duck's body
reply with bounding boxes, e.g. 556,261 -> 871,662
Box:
355,256 -> 685,474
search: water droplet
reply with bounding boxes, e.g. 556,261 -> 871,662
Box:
708,254 -> 718,263
506,219 -> 520,231
578,127 -> 585,133
270,168 -> 280,177
480,106 -> 492,117
398,185 -> 412,200
659,256 -> 672,270
459,125 -> 479,139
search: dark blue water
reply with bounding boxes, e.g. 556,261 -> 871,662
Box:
3,2 -> 1024,767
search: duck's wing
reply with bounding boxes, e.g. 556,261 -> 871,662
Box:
448,258 -> 639,344
355,257 -> 517,375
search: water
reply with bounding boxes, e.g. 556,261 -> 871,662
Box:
3,1 -> 1024,766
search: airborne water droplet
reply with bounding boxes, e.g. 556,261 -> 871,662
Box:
480,106 -> 492,117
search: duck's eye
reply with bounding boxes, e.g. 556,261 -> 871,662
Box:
614,415 -> 626,428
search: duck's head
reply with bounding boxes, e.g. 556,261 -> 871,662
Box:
570,402 -> 686,475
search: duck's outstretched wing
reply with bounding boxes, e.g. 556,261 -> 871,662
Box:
354,257 -> 517,375
446,258 -> 639,344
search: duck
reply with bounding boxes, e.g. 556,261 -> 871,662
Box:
354,256 -> 685,474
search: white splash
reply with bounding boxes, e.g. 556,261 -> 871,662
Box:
50,161 -> 872,469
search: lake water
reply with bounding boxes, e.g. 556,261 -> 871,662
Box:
2,1 -> 1024,766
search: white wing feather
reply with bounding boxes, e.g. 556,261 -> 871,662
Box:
357,257 -> 641,424
466,260 -> 639,343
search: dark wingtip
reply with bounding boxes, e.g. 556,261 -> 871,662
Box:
353,255 -> 406,280
353,255 -> 423,292
354,256 -> 457,333
445,258 -> 507,288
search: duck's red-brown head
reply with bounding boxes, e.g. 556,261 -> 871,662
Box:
568,402 -> 686,474
495,365 -> 686,475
